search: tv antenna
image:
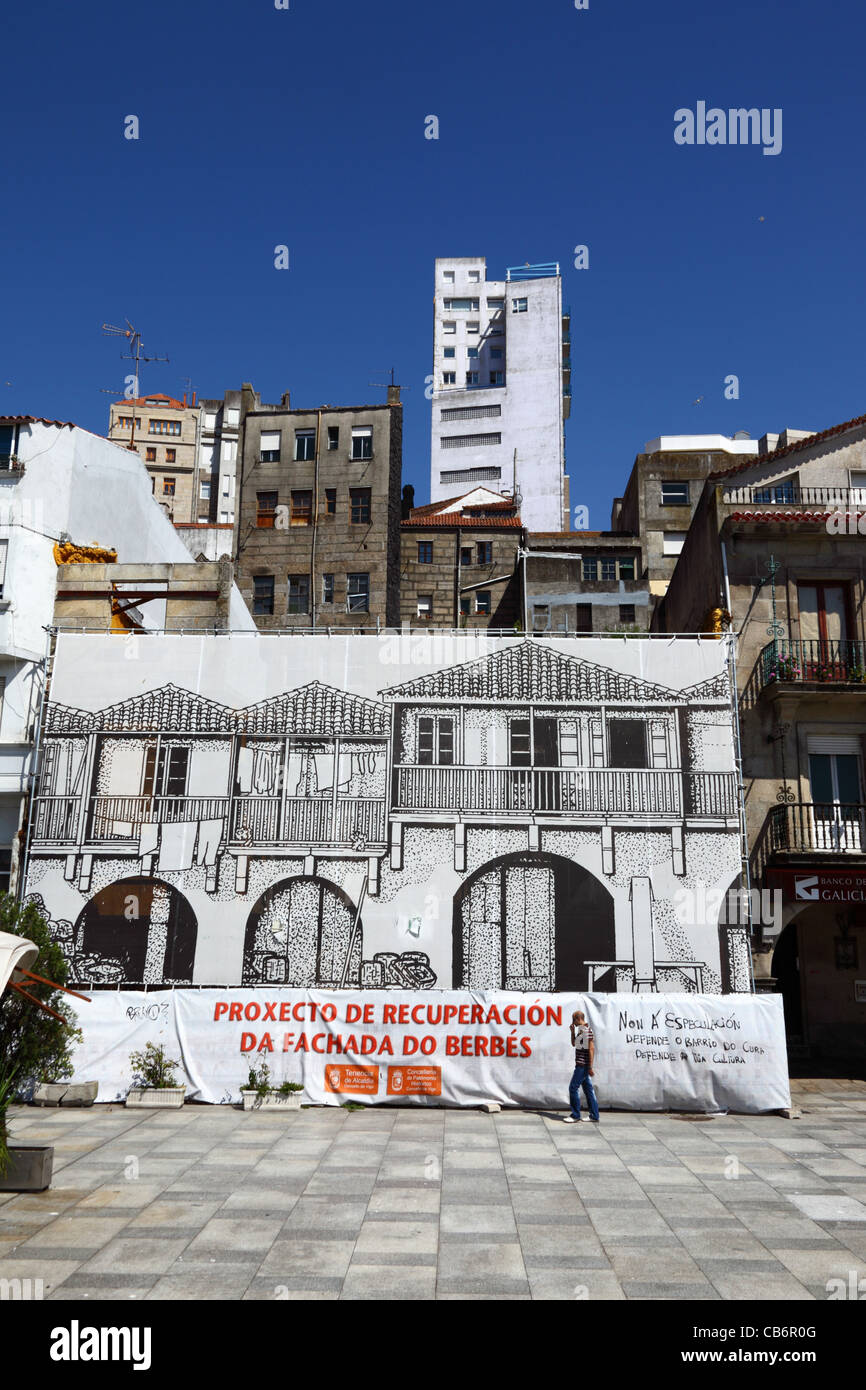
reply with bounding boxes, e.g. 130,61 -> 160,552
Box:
101,320 -> 169,450
369,367 -> 409,398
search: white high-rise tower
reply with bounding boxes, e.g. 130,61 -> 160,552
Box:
429,257 -> 570,531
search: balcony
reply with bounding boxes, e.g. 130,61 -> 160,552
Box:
759,640 -> 866,691
722,484 -> 860,507
33,793 -> 387,851
393,766 -> 738,820
756,802 -> 866,877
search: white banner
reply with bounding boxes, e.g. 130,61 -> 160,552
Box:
66,990 -> 791,1114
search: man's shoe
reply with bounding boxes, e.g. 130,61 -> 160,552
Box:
580,1115 -> 592,1122
590,1117 -> 600,1123
563,1116 -> 578,1124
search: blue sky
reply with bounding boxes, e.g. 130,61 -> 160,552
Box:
2,0 -> 865,529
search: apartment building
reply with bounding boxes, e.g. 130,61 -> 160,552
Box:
108,393 -> 201,522
235,393 -> 403,629
400,488 -> 523,629
523,532 -> 648,633
657,409 -> 866,1061
429,258 -> 569,532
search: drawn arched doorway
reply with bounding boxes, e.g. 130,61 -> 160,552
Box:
452,852 -> 615,991
243,877 -> 362,986
73,878 -> 197,984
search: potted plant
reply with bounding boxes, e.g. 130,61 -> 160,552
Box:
239,1061 -> 304,1111
0,897 -> 85,1190
126,1041 -> 186,1109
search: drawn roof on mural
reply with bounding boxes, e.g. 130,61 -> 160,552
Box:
380,641 -> 686,704
679,673 -> 731,702
238,682 -> 390,737
94,685 -> 236,732
40,681 -> 390,736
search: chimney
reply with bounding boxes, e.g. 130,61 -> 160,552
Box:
182,393 -> 187,407
388,384 -> 402,405
192,391 -> 197,407
281,391 -> 292,409
401,483 -> 415,519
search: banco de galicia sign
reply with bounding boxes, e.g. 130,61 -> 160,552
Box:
769,868 -> 866,904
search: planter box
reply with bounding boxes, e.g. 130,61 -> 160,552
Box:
126,1087 -> 186,1110
0,1145 -> 54,1192
240,1089 -> 303,1112
33,1081 -> 99,1108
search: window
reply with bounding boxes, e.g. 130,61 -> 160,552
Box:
510,717 -> 531,766
466,372 -> 479,385
487,298 -> 504,311
253,575 -> 274,615
226,408 -> 240,426
443,372 -> 456,385
512,298 -> 528,313
350,487 -> 371,524
143,744 -> 189,798
418,541 -> 433,564
347,573 -> 369,613
165,448 -> 176,463
200,480 -> 211,500
295,430 -> 316,461
163,478 -> 175,496
608,720 -> 648,769
222,440 -> 236,464
468,270 -> 480,283
619,557 -> 635,580
115,416 -> 141,430
441,404 -> 503,423
325,488 -> 336,515
327,426 -> 339,451
443,347 -> 456,359
146,447 -> 156,462
256,491 -> 278,527
467,347 -> 479,359
755,476 -> 798,504
417,594 -> 433,619
460,546 -> 472,567
291,490 -> 312,525
204,412 -> 217,430
443,321 -> 456,335
466,322 -> 479,335
0,539 -> 7,599
260,431 -> 281,462
601,558 -> 617,581
418,715 -> 454,765
798,584 -> 849,673
443,270 -> 455,284
491,348 -> 503,359
661,481 -> 689,505
322,573 -> 334,605
576,603 -> 593,632
460,595 -> 471,616
476,590 -> 491,614
662,532 -> 686,556
489,371 -> 504,385
351,427 -> 373,460
440,432 -> 501,449
443,298 -> 479,311
476,541 -> 492,564
287,576 -> 310,614
149,419 -> 181,435
619,604 -> 636,625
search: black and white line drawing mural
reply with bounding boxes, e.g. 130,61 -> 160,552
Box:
24,634 -> 749,992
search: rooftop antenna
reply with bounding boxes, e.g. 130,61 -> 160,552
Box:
101,319 -> 169,451
368,367 -> 409,400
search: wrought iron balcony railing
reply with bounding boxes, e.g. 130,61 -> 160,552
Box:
723,484 -> 862,506
759,639 -> 866,689
757,802 -> 866,871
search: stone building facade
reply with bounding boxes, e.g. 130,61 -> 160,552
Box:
108,393 -> 201,523
235,394 -> 403,630
400,488 -> 523,629
524,532 -> 648,633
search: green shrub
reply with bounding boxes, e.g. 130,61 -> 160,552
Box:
0,894 -> 82,1096
128,1041 -> 180,1090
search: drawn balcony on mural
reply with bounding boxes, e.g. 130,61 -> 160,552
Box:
382,644 -> 738,850
32,683 -> 390,892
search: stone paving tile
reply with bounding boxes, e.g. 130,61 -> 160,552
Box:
184,1216 -> 284,1255
440,1204 -> 517,1235
436,1240 -> 528,1292
258,1238 -> 356,1278
74,1183 -> 167,1211
354,1220 -> 438,1256
81,1236 -> 191,1275
341,1264 -> 437,1300
527,1268 -> 625,1300
147,1264 -> 260,1299
366,1187 -> 440,1215
606,1244 -> 706,1281
17,1215 -> 131,1252
0,1257 -> 83,1294
706,1269 -> 815,1299
783,1193 -> 866,1222
282,1197 -> 369,1233
622,1280 -> 720,1300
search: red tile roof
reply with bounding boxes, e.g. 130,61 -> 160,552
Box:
710,412 -> 866,479
728,511 -> 832,524
113,394 -> 189,410
402,515 -> 523,529
0,414 -> 76,430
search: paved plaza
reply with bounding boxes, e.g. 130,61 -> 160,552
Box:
2,1080 -> 865,1301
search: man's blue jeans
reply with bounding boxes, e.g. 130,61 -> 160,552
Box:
569,1065 -> 599,1120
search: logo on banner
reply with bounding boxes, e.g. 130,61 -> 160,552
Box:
795,875 -> 820,901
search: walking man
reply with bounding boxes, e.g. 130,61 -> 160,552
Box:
564,1009 -> 600,1123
